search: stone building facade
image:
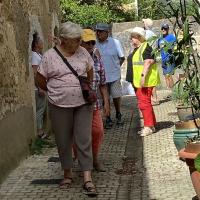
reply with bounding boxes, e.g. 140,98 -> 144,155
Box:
0,0 -> 59,183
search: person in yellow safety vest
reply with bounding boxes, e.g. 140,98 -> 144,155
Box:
126,27 -> 160,136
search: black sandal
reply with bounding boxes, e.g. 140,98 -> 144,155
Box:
83,181 -> 98,197
59,177 -> 73,189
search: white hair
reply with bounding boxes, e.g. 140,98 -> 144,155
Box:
59,21 -> 83,38
142,18 -> 153,30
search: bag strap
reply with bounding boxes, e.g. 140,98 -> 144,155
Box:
53,46 -> 79,77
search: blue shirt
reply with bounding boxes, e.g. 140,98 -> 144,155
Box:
158,34 -> 176,64
96,37 -> 124,83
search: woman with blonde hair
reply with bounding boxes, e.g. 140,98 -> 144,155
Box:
126,27 -> 160,136
36,21 -> 97,196
74,28 -> 109,172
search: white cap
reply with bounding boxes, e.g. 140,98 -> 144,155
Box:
142,18 -> 153,29
131,27 -> 146,39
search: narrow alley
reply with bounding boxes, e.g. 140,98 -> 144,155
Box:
0,90 -> 195,200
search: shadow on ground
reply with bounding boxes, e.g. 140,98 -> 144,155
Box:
116,97 -> 150,199
156,121 -> 174,131
159,98 -> 172,104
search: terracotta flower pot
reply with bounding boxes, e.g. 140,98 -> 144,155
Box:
178,148 -> 198,160
186,142 -> 200,154
178,148 -> 200,198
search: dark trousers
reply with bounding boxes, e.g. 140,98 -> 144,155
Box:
49,103 -> 93,171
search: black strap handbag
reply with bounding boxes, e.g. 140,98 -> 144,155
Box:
53,46 -> 97,104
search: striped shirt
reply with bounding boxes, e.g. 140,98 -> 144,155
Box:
91,51 -> 106,110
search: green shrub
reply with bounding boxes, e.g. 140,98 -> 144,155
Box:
60,0 -> 135,26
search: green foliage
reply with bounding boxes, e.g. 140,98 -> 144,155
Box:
79,0 -> 125,7
122,0 -> 132,3
195,153 -> 200,172
60,0 -> 136,26
98,0 -> 124,8
30,138 -> 55,155
138,0 -> 168,20
160,0 -> 200,116
172,79 -> 190,106
137,0 -> 194,20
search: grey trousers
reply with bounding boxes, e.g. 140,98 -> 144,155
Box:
49,103 -> 93,171
35,90 -> 46,130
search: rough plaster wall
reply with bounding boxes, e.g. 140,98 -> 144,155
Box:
0,0 -> 31,120
0,0 -> 59,121
51,13 -> 60,37
0,0 -> 60,182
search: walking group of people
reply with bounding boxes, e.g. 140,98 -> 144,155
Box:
31,18 -> 176,196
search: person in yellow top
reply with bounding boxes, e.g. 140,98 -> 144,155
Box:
126,27 -> 160,136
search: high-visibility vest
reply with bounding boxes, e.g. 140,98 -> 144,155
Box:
132,42 -> 160,88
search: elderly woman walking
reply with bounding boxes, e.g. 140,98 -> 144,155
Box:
36,22 -> 97,196
126,27 -> 160,137
81,28 -> 109,171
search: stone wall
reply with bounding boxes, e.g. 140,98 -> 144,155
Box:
0,0 -> 59,183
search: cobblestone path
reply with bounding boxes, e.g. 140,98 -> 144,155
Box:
0,91 -> 196,200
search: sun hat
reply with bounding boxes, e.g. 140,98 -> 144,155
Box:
131,27 -> 146,40
161,23 -> 169,30
95,23 -> 110,31
82,29 -> 96,42
142,18 -> 153,29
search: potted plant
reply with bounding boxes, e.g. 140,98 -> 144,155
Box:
172,76 -> 200,151
158,0 -> 200,198
158,0 -> 200,151
172,79 -> 194,121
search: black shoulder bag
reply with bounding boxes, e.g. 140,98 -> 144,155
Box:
53,46 -> 97,104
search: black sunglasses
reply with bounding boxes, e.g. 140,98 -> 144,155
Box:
161,28 -> 169,30
96,30 -> 108,33
85,40 -> 96,45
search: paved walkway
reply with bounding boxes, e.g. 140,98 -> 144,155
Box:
0,90 -> 196,200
